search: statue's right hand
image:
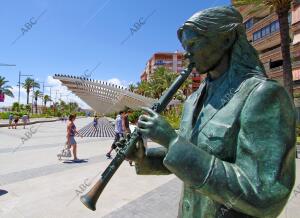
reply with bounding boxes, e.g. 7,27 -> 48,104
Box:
126,138 -> 146,163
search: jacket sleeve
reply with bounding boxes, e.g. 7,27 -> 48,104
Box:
163,81 -> 296,217
135,147 -> 171,175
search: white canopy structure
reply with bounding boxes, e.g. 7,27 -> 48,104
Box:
53,74 -> 156,114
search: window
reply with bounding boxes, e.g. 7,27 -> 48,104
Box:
261,27 -> 266,37
253,30 -> 261,41
244,18 -> 254,30
265,26 -> 270,35
270,22 -> 276,32
275,21 -> 280,30
253,20 -> 279,42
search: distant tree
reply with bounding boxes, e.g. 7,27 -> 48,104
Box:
12,102 -> 20,111
33,90 -> 42,113
68,102 -> 79,113
25,104 -> 31,113
43,95 -> 51,107
136,81 -> 152,97
128,83 -> 136,92
19,104 -> 25,111
22,78 -> 40,104
0,76 -> 14,98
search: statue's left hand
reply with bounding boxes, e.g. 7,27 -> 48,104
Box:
137,107 -> 178,148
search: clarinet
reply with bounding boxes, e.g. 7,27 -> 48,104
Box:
80,61 -> 195,211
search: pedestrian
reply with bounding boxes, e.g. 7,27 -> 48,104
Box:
13,115 -> 19,129
122,111 -> 131,135
106,111 -> 124,158
93,116 -> 98,131
22,114 -> 29,129
8,113 -> 13,129
67,114 -> 82,161
122,111 -> 133,166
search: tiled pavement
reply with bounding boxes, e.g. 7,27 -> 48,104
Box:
77,118 -> 115,138
103,178 -> 181,218
0,117 -> 299,218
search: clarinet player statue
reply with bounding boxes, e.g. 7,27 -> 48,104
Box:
133,6 -> 296,218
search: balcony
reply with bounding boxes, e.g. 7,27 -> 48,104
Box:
246,13 -> 277,35
267,61 -> 300,75
252,31 -> 281,52
260,46 -> 282,62
292,20 -> 300,32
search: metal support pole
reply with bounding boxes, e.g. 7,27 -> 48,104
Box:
18,71 -> 21,105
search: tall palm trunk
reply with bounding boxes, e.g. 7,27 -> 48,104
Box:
278,8 -> 294,98
26,89 -> 30,104
35,97 -> 38,114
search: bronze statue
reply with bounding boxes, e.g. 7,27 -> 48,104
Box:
134,6 -> 296,218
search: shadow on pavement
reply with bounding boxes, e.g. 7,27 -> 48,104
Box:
62,159 -> 89,164
0,190 -> 8,196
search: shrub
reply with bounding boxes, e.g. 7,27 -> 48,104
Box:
128,110 -> 143,124
162,104 -> 183,130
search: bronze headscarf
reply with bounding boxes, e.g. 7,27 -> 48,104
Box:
177,6 -> 267,81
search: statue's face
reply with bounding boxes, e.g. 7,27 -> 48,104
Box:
181,28 -> 227,74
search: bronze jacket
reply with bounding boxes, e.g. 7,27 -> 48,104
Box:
135,76 -> 296,218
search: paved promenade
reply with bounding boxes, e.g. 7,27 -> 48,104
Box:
0,118 -> 299,218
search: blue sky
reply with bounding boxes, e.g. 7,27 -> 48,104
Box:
1,0 -> 230,108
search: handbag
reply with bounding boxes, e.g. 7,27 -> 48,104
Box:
57,143 -> 72,160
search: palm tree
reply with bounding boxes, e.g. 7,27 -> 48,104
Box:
43,95 -> 51,107
0,76 -> 14,98
128,83 -> 136,92
25,104 -> 31,113
233,0 -> 294,97
33,90 -> 42,113
22,78 -> 40,104
12,102 -> 20,111
59,100 -> 67,112
19,104 -> 25,111
149,67 -> 192,100
68,102 -> 79,113
136,81 -> 153,97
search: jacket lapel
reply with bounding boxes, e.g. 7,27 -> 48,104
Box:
180,81 -> 206,137
190,80 -> 234,140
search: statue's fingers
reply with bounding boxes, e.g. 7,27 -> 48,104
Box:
139,114 -> 151,122
137,127 -> 150,136
137,120 -> 152,129
141,107 -> 157,117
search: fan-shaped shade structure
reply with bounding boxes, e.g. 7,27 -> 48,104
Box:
53,74 -> 156,114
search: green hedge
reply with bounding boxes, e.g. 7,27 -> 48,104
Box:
0,111 -> 85,119
162,105 -> 183,130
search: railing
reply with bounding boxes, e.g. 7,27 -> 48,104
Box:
246,13 -> 276,32
268,61 -> 300,73
252,30 -> 280,45
260,46 -> 281,58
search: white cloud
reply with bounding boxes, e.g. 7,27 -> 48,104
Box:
107,78 -> 131,88
46,76 -> 91,109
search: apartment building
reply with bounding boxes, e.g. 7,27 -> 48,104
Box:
140,52 -> 203,91
236,2 -> 300,110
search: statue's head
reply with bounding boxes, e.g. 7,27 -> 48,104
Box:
178,6 -> 266,77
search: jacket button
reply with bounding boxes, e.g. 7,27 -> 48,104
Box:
184,200 -> 190,210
